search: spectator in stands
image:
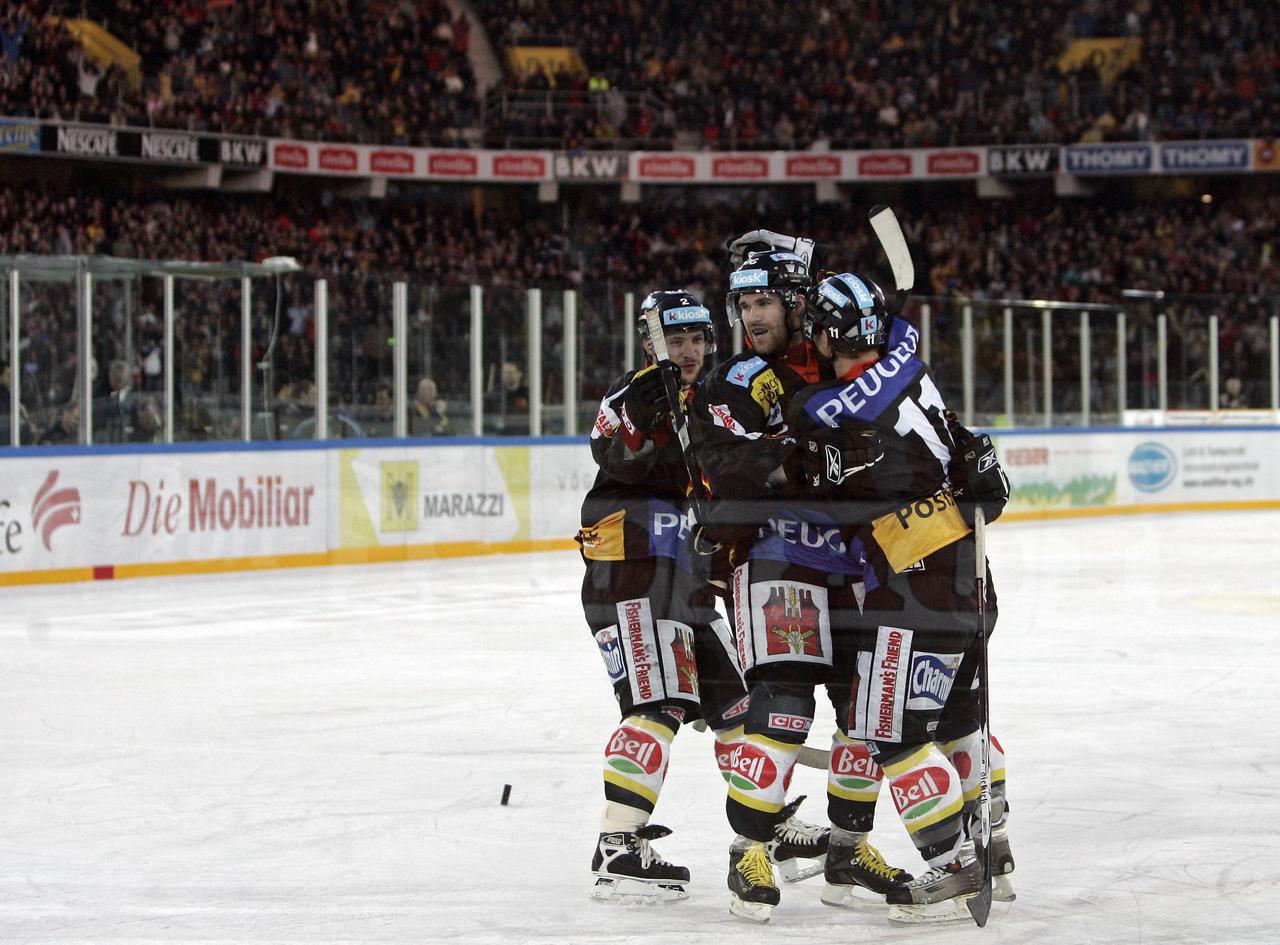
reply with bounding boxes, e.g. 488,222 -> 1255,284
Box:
411,377 -> 451,437
37,401 -> 80,445
484,360 -> 530,435
1220,375 -> 1249,409
95,359 -> 138,443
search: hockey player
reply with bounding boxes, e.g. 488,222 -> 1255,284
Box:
795,270 -> 1015,921
578,290 -> 827,902
691,252 -> 913,922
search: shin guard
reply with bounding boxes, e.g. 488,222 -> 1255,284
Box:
826,731 -> 884,833
602,715 -> 676,817
882,743 -> 965,867
725,733 -> 801,842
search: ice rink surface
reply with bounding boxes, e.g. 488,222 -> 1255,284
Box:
3,510 -> 1279,945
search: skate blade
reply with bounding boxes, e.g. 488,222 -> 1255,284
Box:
886,897 -> 975,925
589,875 -> 689,903
820,882 -> 885,909
993,874 -> 1016,903
776,854 -> 826,883
729,896 -> 775,923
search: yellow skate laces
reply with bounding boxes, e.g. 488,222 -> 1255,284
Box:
855,840 -> 906,880
738,844 -> 777,889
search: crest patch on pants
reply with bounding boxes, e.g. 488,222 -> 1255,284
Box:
737,579 -> 832,671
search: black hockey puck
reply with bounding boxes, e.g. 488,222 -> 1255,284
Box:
500,784 -> 512,806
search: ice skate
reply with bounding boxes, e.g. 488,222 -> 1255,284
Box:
728,837 -> 780,923
885,853 -> 982,924
820,829 -> 914,908
765,794 -> 830,883
990,823 -> 1016,902
589,824 -> 690,902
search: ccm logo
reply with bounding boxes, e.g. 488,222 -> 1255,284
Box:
768,713 -> 811,733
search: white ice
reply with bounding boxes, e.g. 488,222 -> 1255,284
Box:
2,511 -> 1279,945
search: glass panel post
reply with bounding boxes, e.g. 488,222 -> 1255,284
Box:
1208,313 -> 1219,412
623,291 -> 636,372
1157,313 -> 1168,412
1079,311 -> 1091,427
961,303 -> 974,426
163,275 -> 175,443
563,289 -> 578,436
1041,307 -> 1052,427
315,279 -> 328,440
470,285 -> 483,436
527,288 -> 542,437
7,270 -> 18,446
393,282 -> 407,438
241,276 -> 252,441
1116,310 -> 1126,417
1002,306 -> 1013,426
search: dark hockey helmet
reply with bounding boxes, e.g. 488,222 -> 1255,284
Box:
638,289 -> 716,353
725,250 -> 811,324
805,272 -> 890,353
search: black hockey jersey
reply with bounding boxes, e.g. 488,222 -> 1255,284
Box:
578,369 -> 696,565
789,317 -> 971,575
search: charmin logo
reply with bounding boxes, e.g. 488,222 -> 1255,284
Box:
1128,442 -> 1177,492
606,725 -> 663,775
380,461 -> 419,532
31,470 -> 82,551
906,652 -> 960,710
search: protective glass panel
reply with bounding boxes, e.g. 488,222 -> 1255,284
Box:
325,273 -> 393,440
481,286 -> 530,436
0,270 -> 14,447
172,279 -> 244,442
577,282 -> 628,432
540,290 -> 566,435
1086,310 -> 1121,426
93,274 -> 166,444
406,284 -> 472,438
1009,309 -> 1048,427
19,272 -> 80,445
252,272 -> 315,442
970,301 -> 1006,428
1163,302 -> 1211,410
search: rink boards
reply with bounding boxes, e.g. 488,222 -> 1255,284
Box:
1,426 -> 1277,585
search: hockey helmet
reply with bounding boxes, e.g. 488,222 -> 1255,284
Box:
638,289 -> 716,353
805,272 -> 890,353
725,250 -> 811,324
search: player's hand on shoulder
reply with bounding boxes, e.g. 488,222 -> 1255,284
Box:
944,411 -> 1010,524
794,424 -> 884,498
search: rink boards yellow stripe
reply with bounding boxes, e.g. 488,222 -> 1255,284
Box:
0,537 -> 580,587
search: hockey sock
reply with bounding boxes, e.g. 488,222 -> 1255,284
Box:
601,714 -> 676,828
882,743 -> 966,867
724,733 -> 801,842
990,732 -> 1008,826
940,729 -> 983,831
826,731 -> 884,833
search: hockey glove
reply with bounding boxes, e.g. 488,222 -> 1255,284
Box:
945,411 -> 1010,525
796,425 -> 884,499
727,229 -> 817,271
619,361 -> 680,446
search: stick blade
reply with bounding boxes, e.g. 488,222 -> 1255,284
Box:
966,876 -> 993,927
868,205 -> 915,293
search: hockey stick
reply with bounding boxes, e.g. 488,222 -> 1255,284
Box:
965,505 -> 994,927
868,205 -> 915,313
642,310 -> 711,528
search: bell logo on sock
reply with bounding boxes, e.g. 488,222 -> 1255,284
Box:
606,726 -> 663,775
723,743 -> 777,792
832,742 -> 883,790
891,766 -> 951,820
